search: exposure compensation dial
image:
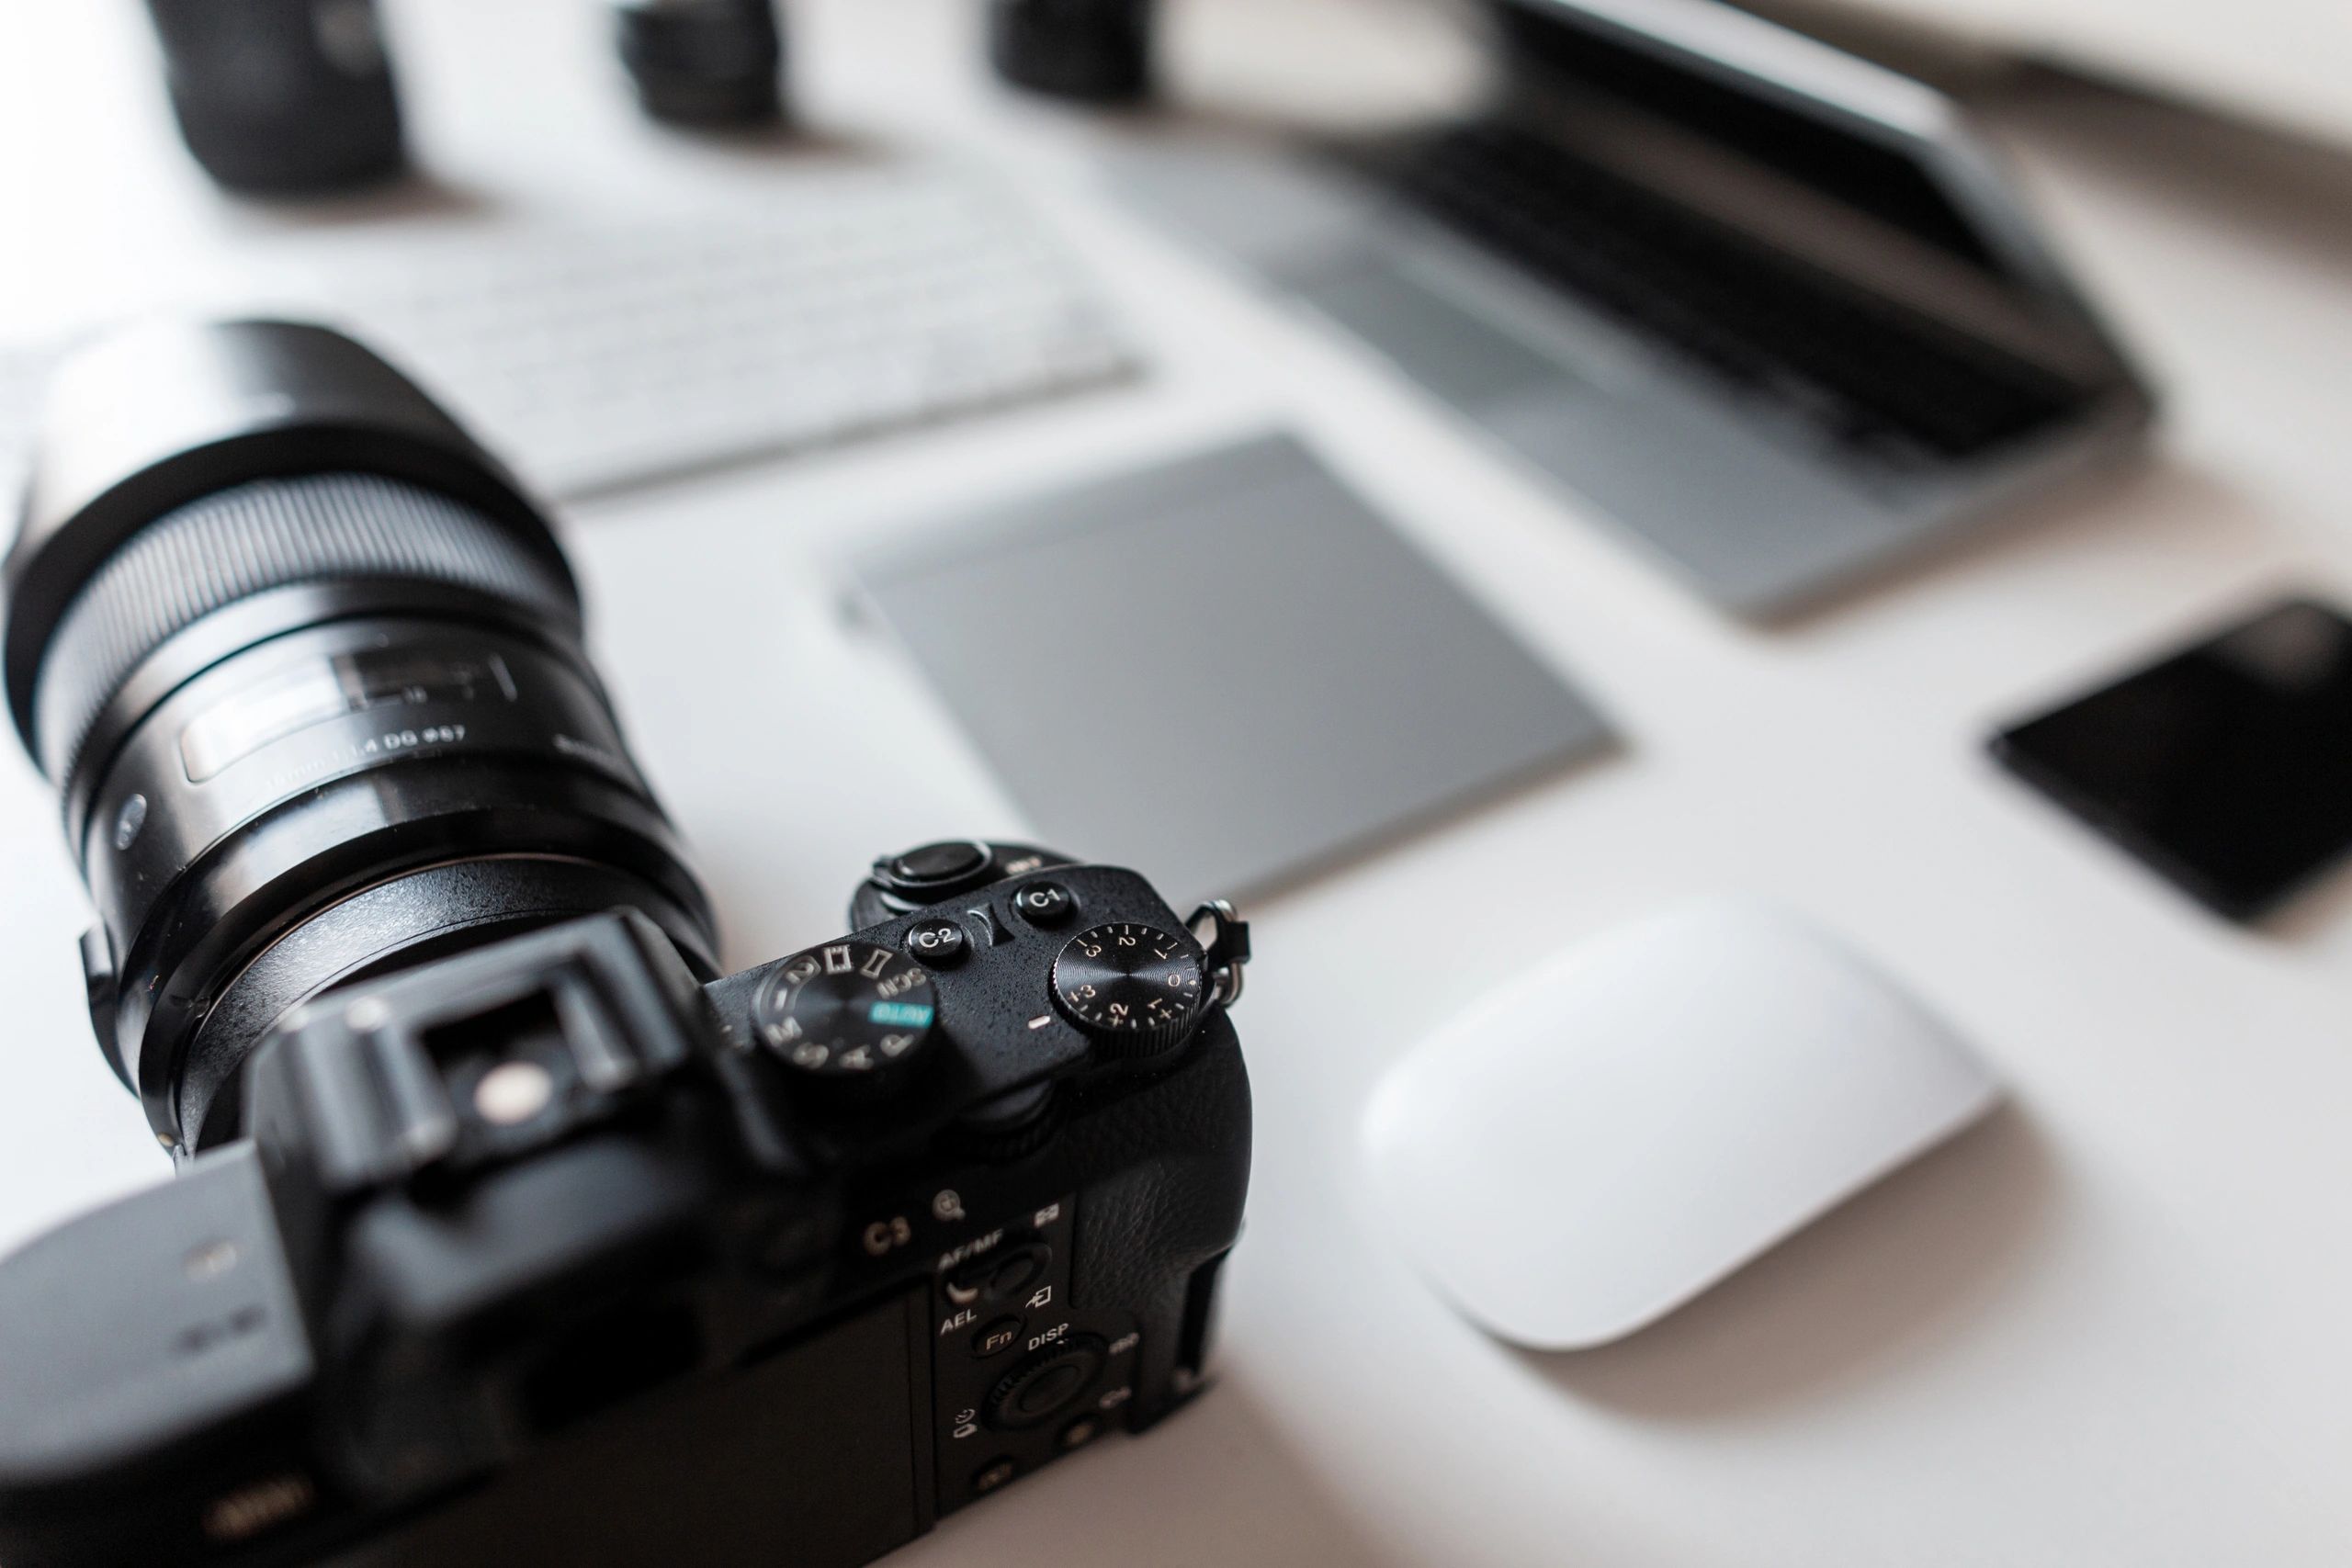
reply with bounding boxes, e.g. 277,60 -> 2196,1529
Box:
1049,922 -> 1207,1065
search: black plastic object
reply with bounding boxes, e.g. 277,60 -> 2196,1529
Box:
0,318 -> 713,1151
612,0 -> 786,126
986,0 -> 1154,103
1992,598 -> 2352,920
143,0 -> 407,194
0,856 -> 1251,1567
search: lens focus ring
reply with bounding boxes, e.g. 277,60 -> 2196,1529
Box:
31,471 -> 578,786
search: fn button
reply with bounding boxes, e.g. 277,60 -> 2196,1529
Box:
973,1316 -> 1023,1359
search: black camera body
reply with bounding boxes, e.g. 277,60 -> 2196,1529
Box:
0,845 -> 1251,1567
0,320 -> 1252,1568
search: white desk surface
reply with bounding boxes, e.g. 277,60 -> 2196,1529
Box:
2,3 -> 2349,1564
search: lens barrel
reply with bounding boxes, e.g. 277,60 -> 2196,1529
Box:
2,320 -> 718,1151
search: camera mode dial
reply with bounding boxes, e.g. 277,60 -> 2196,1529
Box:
1050,922 -> 1207,1065
756,941 -> 937,1096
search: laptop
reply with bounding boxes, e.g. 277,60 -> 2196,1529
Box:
1106,0 -> 2155,617
1756,0 -> 2352,152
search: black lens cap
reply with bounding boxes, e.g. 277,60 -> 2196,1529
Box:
613,0 -> 784,126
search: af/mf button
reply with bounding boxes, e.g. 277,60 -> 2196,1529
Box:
943,1241 -> 1050,1309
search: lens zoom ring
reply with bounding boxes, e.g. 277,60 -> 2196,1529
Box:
34,472 -> 578,784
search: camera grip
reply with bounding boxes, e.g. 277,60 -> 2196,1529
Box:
1062,1013 -> 1251,1423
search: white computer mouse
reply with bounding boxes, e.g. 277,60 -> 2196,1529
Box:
1361,897 -> 2002,1350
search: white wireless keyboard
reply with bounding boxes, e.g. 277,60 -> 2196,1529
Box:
0,165 -> 1136,502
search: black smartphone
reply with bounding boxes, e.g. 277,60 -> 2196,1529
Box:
1990,597 -> 2352,921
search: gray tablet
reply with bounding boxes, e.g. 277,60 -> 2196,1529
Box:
850,434 -> 1615,907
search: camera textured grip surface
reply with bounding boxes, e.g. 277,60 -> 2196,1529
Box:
32,471 -> 579,785
1064,1015 -> 1251,1418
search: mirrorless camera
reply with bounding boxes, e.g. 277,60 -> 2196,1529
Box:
0,320 -> 1252,1567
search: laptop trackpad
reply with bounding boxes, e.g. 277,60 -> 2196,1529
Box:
1483,389 -> 1897,615
1294,257 -> 1580,408
1296,259 -> 1894,614
1106,142 -> 1380,279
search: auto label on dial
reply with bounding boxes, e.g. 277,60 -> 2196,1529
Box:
1051,922 -> 1206,1059
758,941 -> 939,1085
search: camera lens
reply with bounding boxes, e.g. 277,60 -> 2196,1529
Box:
1,319 -> 718,1152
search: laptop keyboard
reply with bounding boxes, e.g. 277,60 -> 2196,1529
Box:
0,165 -> 1136,503
1340,120 -> 2081,465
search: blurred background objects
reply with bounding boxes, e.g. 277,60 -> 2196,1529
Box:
0,2 -> 2349,1564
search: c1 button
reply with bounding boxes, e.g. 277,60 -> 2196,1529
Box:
971,1457 -> 1017,1495
906,918 -> 967,968
973,1316 -> 1023,1359
1012,882 -> 1074,928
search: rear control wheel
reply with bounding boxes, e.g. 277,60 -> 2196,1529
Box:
982,1335 -> 1107,1432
